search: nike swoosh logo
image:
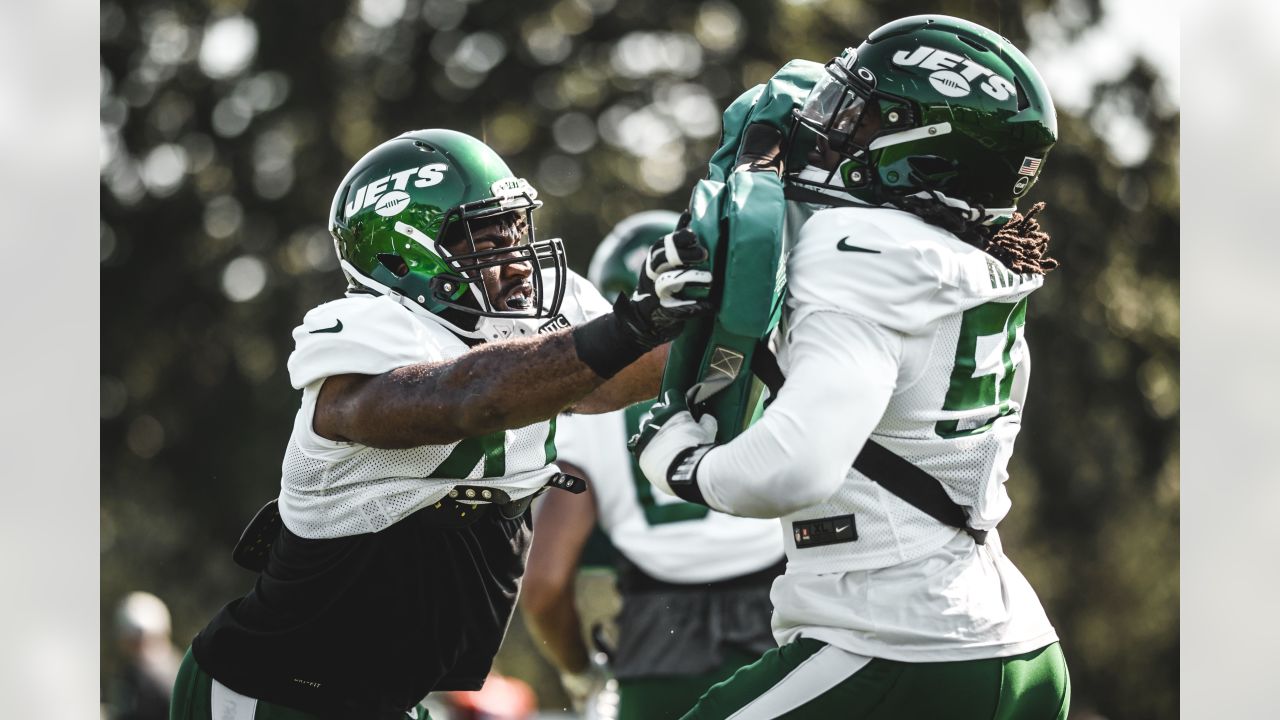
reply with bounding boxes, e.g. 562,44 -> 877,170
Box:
835,525 -> 850,534
836,237 -> 881,254
309,319 -> 343,334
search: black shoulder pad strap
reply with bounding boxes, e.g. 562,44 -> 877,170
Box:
753,342 -> 986,544
750,337 -> 786,403
853,441 -> 988,544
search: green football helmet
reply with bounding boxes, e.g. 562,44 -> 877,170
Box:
329,129 -> 566,338
787,15 -> 1057,224
587,210 -> 681,298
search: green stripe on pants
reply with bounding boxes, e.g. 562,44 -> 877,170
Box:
681,641 -> 1069,719
617,647 -> 763,720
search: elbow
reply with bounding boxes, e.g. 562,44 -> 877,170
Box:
752,458 -> 845,517
788,456 -> 846,509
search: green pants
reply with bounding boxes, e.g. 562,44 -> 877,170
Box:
617,648 -> 762,720
170,649 -> 431,720
682,640 -> 1069,720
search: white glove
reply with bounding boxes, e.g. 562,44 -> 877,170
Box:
638,410 -> 718,497
560,654 -> 613,714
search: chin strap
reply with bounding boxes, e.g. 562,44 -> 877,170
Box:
788,165 -> 1017,227
904,189 -> 1014,226
791,164 -> 867,204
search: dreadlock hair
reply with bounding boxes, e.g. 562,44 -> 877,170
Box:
891,196 -> 1059,276
984,202 -> 1058,276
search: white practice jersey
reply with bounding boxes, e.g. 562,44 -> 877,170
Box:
694,201 -> 1057,661
777,204 -> 1042,571
278,270 -> 611,539
556,407 -> 785,584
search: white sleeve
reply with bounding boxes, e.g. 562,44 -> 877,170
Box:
695,309 -> 901,518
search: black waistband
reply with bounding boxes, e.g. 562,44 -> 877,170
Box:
617,556 -> 786,595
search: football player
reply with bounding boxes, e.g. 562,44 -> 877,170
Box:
520,211 -> 786,720
639,16 -> 1071,719
169,129 -> 711,720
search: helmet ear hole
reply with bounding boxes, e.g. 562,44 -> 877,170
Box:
377,253 -> 410,278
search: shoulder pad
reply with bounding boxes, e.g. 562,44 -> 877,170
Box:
286,295 -> 455,389
788,207 -> 1039,333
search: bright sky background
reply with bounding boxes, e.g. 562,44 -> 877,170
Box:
1030,0 -> 1179,111
1026,0 -> 1179,164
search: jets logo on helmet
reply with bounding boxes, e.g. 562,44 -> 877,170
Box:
329,129 -> 567,340
890,46 -> 1017,102
343,163 -> 450,218
374,191 -> 411,217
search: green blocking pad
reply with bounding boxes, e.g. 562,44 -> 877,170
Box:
633,61 -> 823,452
633,171 -> 784,451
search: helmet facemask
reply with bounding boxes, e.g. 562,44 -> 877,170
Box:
428,190 -> 567,323
788,51 -> 917,203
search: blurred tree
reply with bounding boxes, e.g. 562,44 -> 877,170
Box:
101,0 -> 1177,717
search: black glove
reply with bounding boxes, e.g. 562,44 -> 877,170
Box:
614,224 -> 713,347
609,285 -> 708,349
733,123 -> 785,176
572,224 -> 713,378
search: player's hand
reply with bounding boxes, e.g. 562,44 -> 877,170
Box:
612,226 -> 713,348
638,410 -> 717,498
643,218 -> 706,280
559,654 -> 614,714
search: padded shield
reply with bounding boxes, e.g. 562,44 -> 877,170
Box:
633,62 -> 823,451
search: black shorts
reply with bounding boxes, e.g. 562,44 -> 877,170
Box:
612,559 -> 783,680
192,505 -> 532,719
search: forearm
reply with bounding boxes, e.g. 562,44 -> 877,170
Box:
523,593 -> 591,674
696,311 -> 899,517
521,476 -> 598,673
571,344 -> 667,414
359,331 -> 598,445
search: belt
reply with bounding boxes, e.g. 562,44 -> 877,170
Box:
232,473 -> 589,570
428,472 -> 588,526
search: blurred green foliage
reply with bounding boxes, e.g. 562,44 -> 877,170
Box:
101,0 -> 1177,717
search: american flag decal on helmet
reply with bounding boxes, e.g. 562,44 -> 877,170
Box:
1019,157 -> 1042,176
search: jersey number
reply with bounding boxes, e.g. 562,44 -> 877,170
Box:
935,299 -> 1027,439
625,402 -> 710,525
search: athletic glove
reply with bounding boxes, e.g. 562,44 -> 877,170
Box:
572,224 -> 714,378
559,653 -> 616,715
618,223 -> 713,345
638,409 -> 718,506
